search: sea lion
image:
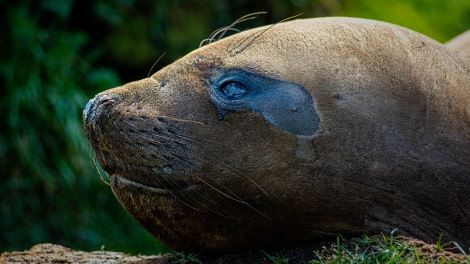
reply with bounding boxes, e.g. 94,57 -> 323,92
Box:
83,17 -> 470,252
446,29 -> 470,59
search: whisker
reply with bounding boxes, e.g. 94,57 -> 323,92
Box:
129,157 -> 216,215
121,126 -> 227,215
96,157 -> 111,185
154,128 -> 219,146
141,131 -> 187,146
117,130 -> 177,192
200,12 -> 268,47
159,56 -> 182,87
136,133 -> 239,206
138,122 -> 270,197
122,119 -> 197,146
147,52 -> 166,78
200,28 -> 240,47
119,118 -> 269,218
179,145 -> 269,197
155,116 -> 206,126
170,153 -> 246,204
170,153 -> 271,219
149,128 -> 269,196
163,167 -> 229,217
230,13 -> 304,56
142,133 -> 270,218
86,141 -> 111,185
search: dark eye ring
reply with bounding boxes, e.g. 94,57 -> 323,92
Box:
219,81 -> 249,99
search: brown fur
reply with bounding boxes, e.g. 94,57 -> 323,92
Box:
83,17 -> 470,252
446,29 -> 470,59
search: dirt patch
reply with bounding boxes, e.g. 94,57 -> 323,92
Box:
1,236 -> 468,263
0,243 -> 169,264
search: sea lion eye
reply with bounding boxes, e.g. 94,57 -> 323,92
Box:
219,81 -> 248,99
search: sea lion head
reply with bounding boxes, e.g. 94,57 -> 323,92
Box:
83,17 -> 470,252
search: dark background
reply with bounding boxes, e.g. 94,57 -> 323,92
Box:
1,0 -> 469,255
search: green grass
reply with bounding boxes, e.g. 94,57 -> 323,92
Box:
261,250 -> 290,264
310,234 -> 414,263
172,251 -> 203,264
453,242 -> 470,263
306,233 -> 466,264
259,232 -> 468,264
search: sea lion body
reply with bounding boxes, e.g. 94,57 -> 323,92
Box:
446,29 -> 470,58
83,17 -> 470,252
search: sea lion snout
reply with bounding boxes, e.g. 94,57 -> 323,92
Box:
83,93 -> 121,128
83,91 -> 132,176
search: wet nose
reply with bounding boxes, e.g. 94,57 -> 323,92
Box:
83,93 -> 121,128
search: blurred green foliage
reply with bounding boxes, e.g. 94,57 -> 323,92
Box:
0,0 -> 164,254
0,0 -> 468,255
338,0 -> 470,42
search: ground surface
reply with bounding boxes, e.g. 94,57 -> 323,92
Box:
1,236 -> 468,263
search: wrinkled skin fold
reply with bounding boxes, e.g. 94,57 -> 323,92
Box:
83,17 -> 470,252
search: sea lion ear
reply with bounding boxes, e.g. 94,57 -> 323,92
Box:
250,79 -> 321,136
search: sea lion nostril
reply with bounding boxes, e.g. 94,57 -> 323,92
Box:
83,98 -> 96,122
83,93 -> 121,125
